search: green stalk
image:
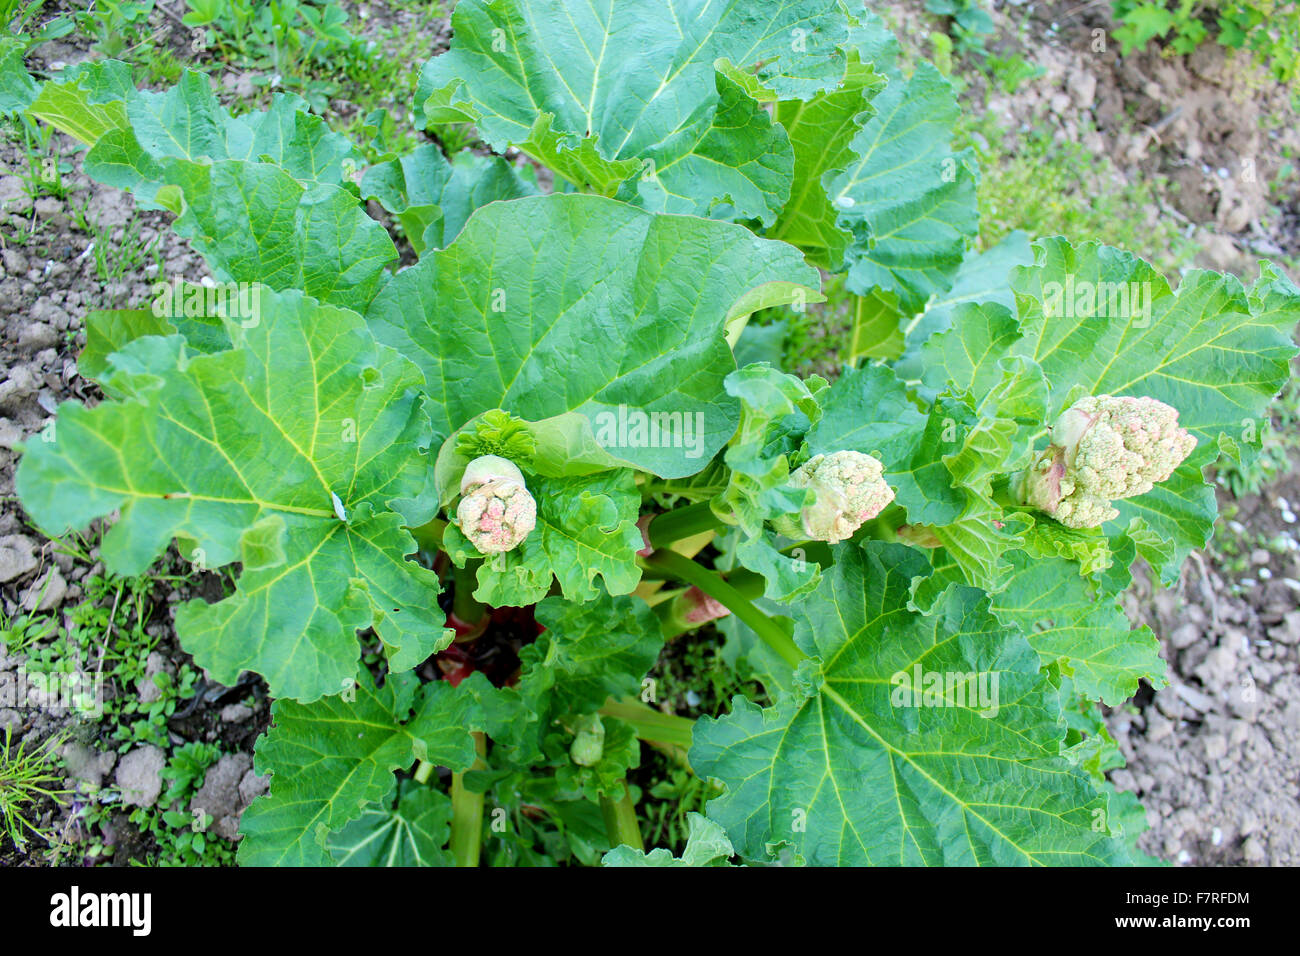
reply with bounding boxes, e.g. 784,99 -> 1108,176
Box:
646,502 -> 724,549
599,698 -> 695,752
413,760 -> 434,785
861,511 -> 901,543
450,559 -> 487,637
449,732 -> 487,867
600,789 -> 644,851
643,549 -> 804,669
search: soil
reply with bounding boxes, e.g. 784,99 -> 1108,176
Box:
1,0 -> 1297,866
1114,485 -> 1300,867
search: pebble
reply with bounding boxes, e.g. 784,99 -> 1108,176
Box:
0,534 -> 38,582
61,742 -> 117,790
1203,735 -> 1228,761
219,703 -> 254,723
137,652 -> 174,705
21,567 -> 66,612
1170,622 -> 1201,649
189,753 -> 254,841
32,196 -> 62,220
1068,68 -> 1097,110
1174,682 -> 1216,714
17,322 -> 59,352
1,248 -> 27,274
0,175 -> 31,214
115,745 -> 165,808
1147,713 -> 1174,742
1270,611 -> 1300,645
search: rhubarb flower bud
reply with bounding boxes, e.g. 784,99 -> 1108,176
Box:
1017,395 -> 1196,529
772,450 -> 895,544
460,453 -> 526,495
569,715 -> 605,767
660,585 -> 731,638
455,455 -> 536,553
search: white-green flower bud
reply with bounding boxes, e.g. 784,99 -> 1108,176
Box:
569,715 -> 605,767
460,453 -> 526,495
773,450 -> 895,544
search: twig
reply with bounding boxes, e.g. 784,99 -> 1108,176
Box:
159,2 -> 189,31
1059,0 -> 1108,22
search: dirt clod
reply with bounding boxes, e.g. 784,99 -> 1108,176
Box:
115,745 -> 166,808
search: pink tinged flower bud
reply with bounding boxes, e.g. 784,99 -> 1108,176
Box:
455,455 -> 536,554
774,450 -> 895,544
1018,445 -> 1067,515
1019,395 -> 1196,529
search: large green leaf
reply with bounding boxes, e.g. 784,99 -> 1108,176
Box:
769,12 -> 977,314
770,55 -> 886,264
79,309 -> 177,387
165,160 -> 396,314
522,591 -> 665,718
25,63 -> 394,312
827,57 -> 978,313
327,780 -> 454,867
895,230 -> 1034,386
691,542 -> 1132,866
919,301 -> 1049,493
17,290 -> 446,702
365,193 -> 820,478
0,38 -> 38,118
415,0 -> 847,221
603,812 -> 735,866
240,674 -> 476,866
38,67 -> 357,189
806,362 -> 974,525
989,550 -> 1166,706
713,364 -> 825,599
804,362 -> 926,473
905,509 -> 1034,607
361,145 -> 539,254
715,363 -> 823,537
26,60 -> 134,144
81,302 -> 233,390
625,72 -> 793,223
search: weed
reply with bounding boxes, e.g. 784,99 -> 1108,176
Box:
0,727 -> 68,850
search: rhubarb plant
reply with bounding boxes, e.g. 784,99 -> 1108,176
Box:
7,1 -> 1299,867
